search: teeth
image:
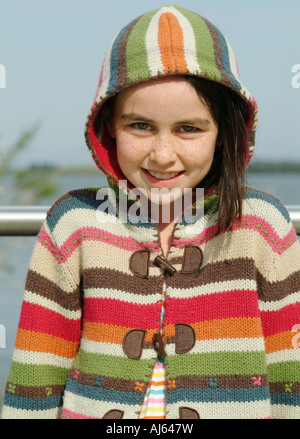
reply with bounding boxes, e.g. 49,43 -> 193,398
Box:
148,171 -> 179,179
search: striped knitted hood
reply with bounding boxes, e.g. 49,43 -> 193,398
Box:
84,5 -> 258,186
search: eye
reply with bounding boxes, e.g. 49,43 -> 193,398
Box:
179,125 -> 199,133
133,122 -> 150,131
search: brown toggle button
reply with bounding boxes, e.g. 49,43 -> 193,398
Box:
179,407 -> 200,419
154,255 -> 176,275
154,332 -> 166,358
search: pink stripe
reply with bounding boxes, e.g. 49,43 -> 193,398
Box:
38,226 -> 159,264
61,408 -> 99,419
143,398 -> 166,404
84,297 -> 161,328
19,301 -> 81,342
164,290 -> 260,324
173,214 -> 296,255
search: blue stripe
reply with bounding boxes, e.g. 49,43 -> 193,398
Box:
47,189 -> 157,232
4,394 -> 62,411
47,195 -> 101,232
65,378 -> 142,405
245,189 -> 291,222
215,27 -> 240,91
107,23 -> 131,95
271,392 -> 300,407
167,386 -> 270,404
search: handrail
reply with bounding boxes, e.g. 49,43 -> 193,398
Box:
0,205 -> 300,236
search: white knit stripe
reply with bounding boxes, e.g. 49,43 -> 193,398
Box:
79,339 -> 154,360
166,337 -> 265,356
224,35 -> 253,101
258,291 -> 300,312
266,347 -> 300,365
50,208 -> 157,247
80,337 -> 265,358
167,399 -> 272,419
51,208 -> 130,246
168,279 -> 257,300
272,404 -> 300,420
12,349 -> 74,367
167,6 -> 201,73
145,8 -> 166,75
84,287 -> 161,304
224,36 -> 240,81
202,230 -> 300,282
1,406 -> 60,420
62,392 -> 138,418
243,198 -> 292,236
23,290 -> 81,320
95,35 -> 117,102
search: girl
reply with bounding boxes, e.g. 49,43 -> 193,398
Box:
2,5 -> 300,419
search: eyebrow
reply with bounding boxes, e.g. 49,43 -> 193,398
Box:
120,113 -> 211,126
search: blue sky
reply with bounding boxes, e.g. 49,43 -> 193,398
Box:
1,0 -> 300,168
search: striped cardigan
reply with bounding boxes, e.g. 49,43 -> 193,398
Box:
2,186 -> 300,419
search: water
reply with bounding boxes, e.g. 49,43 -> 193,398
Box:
0,171 -> 299,407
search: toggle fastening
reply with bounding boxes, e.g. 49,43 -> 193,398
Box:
154,255 -> 176,275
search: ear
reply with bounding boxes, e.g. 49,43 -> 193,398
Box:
102,106 -> 116,139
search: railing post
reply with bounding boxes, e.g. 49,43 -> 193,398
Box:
0,206 -> 49,236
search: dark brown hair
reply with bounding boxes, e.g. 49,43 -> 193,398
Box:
185,76 -> 249,234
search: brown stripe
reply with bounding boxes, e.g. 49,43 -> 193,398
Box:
201,16 -> 233,87
5,383 -> 64,399
68,368 -> 148,396
25,270 -> 82,311
116,17 -> 140,88
257,269 -> 300,302
83,267 -> 163,295
166,374 -> 269,390
269,382 -> 300,394
167,257 -> 256,289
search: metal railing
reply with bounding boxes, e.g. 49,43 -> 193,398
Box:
0,205 -> 300,236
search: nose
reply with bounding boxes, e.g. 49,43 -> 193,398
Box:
149,133 -> 177,166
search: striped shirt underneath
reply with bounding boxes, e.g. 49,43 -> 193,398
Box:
139,284 -> 167,419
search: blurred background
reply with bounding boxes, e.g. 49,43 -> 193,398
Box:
1,0 -> 300,408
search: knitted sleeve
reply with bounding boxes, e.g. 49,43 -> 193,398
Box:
255,199 -> 300,419
1,219 -> 82,419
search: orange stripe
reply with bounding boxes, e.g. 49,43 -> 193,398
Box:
83,322 -> 157,344
164,317 -> 264,340
148,380 -> 166,387
158,12 -> 187,74
15,328 -> 79,358
265,331 -> 295,354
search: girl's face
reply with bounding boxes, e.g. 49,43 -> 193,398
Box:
107,77 -> 218,205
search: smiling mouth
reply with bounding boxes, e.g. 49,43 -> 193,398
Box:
145,169 -> 184,180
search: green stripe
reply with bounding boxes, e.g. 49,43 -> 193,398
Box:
7,362 -> 69,386
166,351 -> 267,377
268,361 -> 300,383
175,6 -> 222,81
72,350 -> 154,381
125,9 -> 157,82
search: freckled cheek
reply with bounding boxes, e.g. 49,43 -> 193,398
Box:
116,133 -> 149,167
